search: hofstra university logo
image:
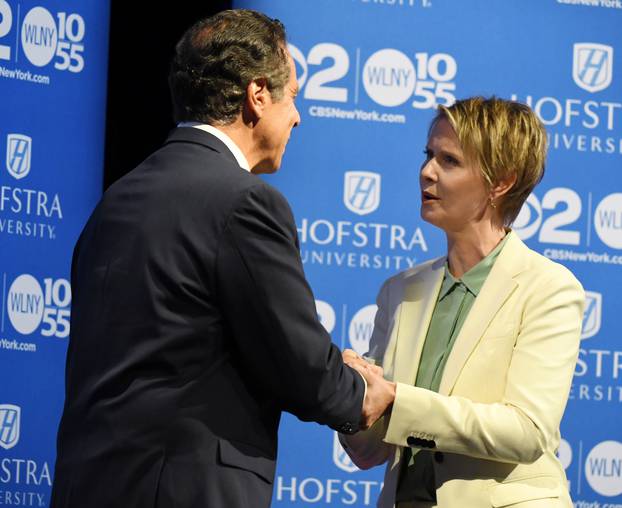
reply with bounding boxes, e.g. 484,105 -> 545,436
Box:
333,432 -> 359,473
344,171 -> 381,216
0,404 -> 21,450
6,134 -> 32,180
581,291 -> 602,340
573,43 -> 613,93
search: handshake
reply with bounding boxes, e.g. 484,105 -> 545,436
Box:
342,349 -> 396,431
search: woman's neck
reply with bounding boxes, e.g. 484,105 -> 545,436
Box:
446,224 -> 507,278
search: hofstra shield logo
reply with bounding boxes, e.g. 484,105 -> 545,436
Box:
344,171 -> 381,216
6,134 -> 32,180
573,43 -> 613,93
0,404 -> 21,450
581,291 -> 602,340
333,432 -> 359,473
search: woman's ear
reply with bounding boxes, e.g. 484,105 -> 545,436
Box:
491,172 -> 517,200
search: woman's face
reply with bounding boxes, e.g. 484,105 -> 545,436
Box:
420,117 -> 491,234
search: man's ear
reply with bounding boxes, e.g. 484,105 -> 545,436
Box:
491,172 -> 517,200
245,78 -> 270,122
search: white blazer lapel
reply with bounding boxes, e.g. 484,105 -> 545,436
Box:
439,234 -> 528,395
391,258 -> 445,385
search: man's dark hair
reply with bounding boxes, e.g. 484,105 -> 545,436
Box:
169,9 -> 290,125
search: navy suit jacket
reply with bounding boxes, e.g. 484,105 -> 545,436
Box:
51,128 -> 364,508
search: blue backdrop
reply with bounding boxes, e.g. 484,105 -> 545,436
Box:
230,1 -> 621,506
0,0 -> 109,506
2,0 -> 621,507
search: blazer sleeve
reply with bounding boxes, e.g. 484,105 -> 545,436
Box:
340,277 -> 395,468
215,182 -> 364,434
383,264 -> 584,464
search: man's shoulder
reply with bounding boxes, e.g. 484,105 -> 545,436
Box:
225,179 -> 295,229
126,133 -> 260,196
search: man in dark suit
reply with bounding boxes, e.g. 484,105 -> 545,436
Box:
50,9 -> 395,508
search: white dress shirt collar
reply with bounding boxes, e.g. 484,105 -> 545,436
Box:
178,122 -> 250,172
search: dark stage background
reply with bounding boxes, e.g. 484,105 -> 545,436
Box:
104,1 -> 232,189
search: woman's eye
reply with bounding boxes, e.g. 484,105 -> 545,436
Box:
444,155 -> 459,165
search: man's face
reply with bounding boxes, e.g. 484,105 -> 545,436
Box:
254,51 -> 300,173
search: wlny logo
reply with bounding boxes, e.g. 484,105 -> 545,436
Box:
6,134 -> 32,180
349,304 -> 378,356
573,43 -> 614,93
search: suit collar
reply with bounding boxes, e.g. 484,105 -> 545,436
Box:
163,127 -> 240,167
440,232 -> 511,299
177,122 -> 251,171
392,232 -> 531,391
392,257 -> 445,385
488,230 -> 531,277
439,231 -> 529,394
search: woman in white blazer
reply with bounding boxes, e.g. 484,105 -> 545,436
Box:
341,97 -> 584,508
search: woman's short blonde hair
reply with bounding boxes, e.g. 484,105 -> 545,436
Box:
435,96 -> 547,225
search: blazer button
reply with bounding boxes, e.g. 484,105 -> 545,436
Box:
407,436 -> 423,447
428,440 -> 437,449
434,451 -> 444,463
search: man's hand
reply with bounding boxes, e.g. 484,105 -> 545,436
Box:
342,349 -> 396,430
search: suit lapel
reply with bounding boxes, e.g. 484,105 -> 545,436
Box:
438,233 -> 529,395
392,258 -> 445,385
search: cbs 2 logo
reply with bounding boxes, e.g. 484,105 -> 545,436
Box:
0,1 -> 85,72
289,42 -> 457,109
515,188 -> 582,245
515,187 -> 622,249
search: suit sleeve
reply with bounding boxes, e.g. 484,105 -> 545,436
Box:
383,265 -> 584,464
340,278 -> 395,468
215,182 -> 364,434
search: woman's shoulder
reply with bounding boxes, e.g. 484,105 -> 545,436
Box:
380,255 -> 445,291
512,237 -> 584,293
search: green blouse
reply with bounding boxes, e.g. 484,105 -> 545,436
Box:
396,233 -> 510,502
